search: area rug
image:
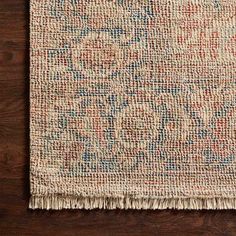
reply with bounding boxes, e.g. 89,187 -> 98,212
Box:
30,0 -> 236,210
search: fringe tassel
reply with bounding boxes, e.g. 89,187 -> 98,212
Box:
29,195 -> 236,210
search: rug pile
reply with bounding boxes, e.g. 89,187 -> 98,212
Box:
30,0 -> 236,209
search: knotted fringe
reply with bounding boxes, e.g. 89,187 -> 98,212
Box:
29,195 -> 236,210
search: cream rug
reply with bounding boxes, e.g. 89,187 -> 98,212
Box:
30,0 -> 236,210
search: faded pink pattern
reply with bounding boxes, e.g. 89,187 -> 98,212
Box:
30,0 -> 236,209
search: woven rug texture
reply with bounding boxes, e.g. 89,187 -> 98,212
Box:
30,0 -> 236,209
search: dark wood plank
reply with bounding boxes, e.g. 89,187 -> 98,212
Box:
0,1 -> 236,235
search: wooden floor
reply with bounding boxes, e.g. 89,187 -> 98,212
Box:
0,1 -> 236,235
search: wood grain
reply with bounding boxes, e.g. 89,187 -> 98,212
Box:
0,1 -> 236,235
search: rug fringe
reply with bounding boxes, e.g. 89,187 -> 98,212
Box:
29,195 -> 236,210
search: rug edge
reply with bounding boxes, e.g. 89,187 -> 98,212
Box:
29,195 -> 236,210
